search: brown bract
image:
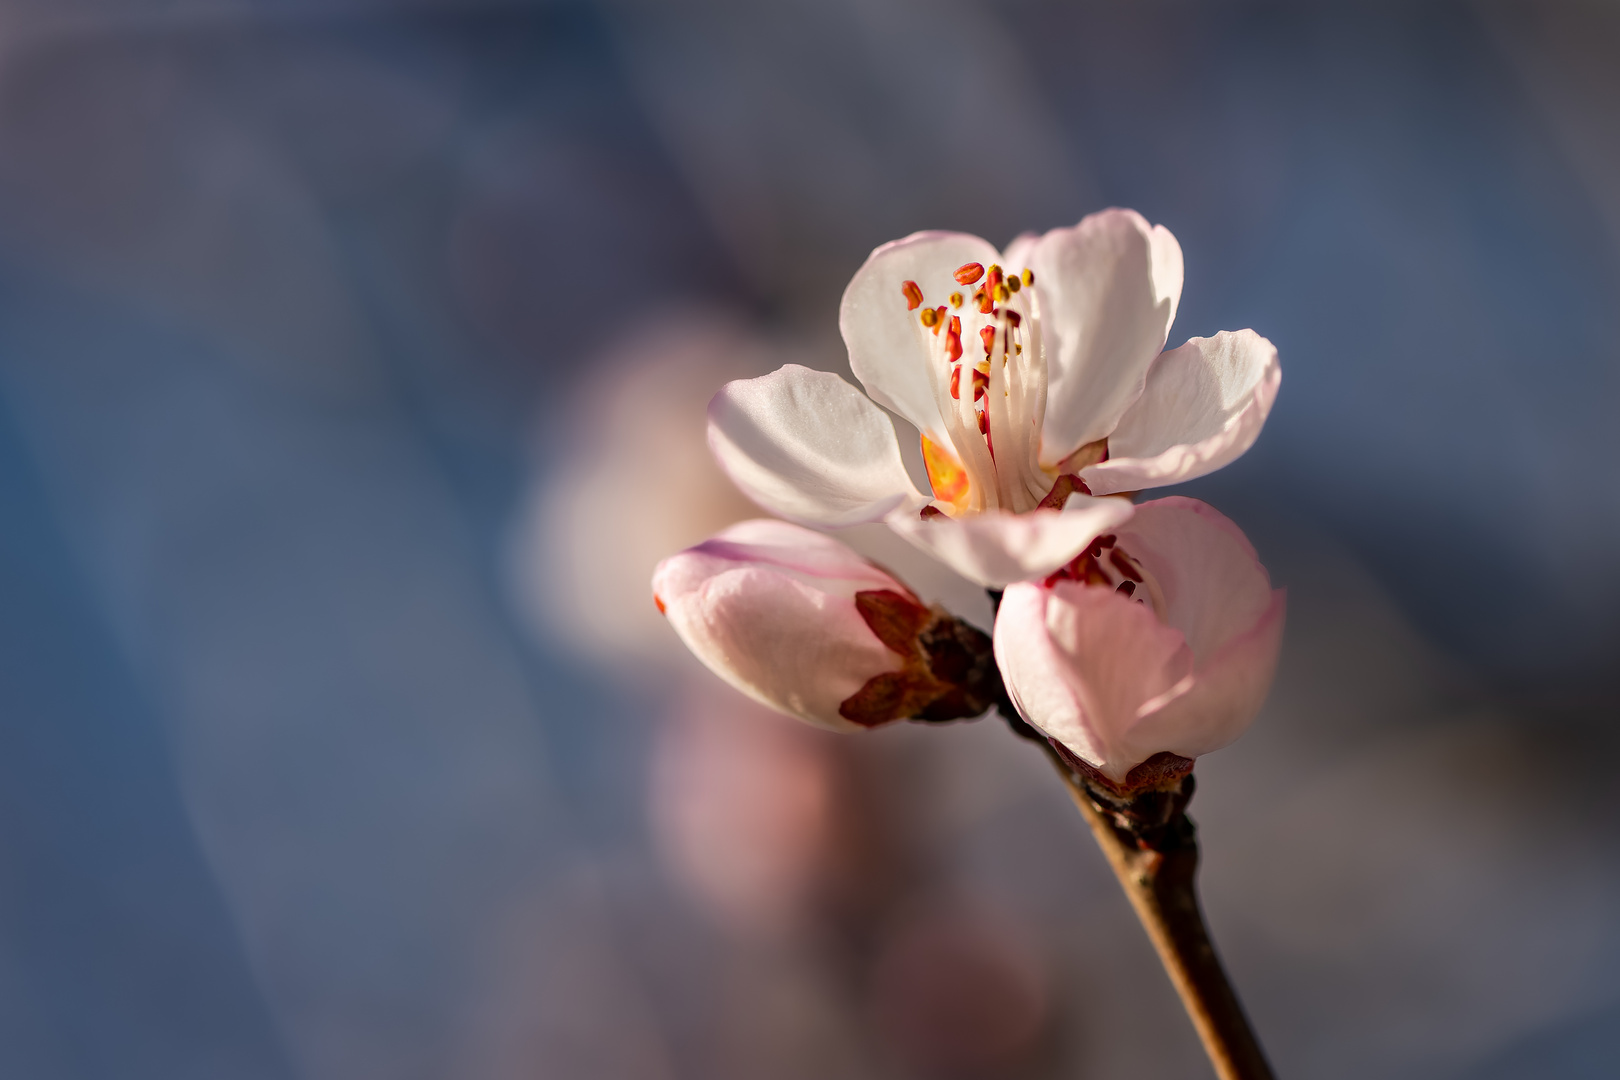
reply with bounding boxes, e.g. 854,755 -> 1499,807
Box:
838,590 -> 1002,726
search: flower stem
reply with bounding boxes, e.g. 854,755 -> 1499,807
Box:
1042,746 -> 1276,1080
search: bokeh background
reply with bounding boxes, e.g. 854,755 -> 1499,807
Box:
2,2 -> 1618,1077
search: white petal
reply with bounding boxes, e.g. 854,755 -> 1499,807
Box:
1084,331 -> 1280,495
840,230 -> 1003,443
1029,209 -> 1183,464
708,365 -> 925,528
883,497 -> 1135,588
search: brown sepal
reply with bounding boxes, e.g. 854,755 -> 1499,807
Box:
839,593 -> 1003,728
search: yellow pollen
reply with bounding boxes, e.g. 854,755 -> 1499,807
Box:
920,307 -> 939,327
1006,276 -> 1021,293
988,263 -> 1002,276
1021,268 -> 1034,286
994,284 -> 1010,302
949,291 -> 963,308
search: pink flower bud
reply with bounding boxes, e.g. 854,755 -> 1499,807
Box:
994,497 -> 1285,784
653,520 -> 999,731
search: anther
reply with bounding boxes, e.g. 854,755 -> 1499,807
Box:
977,290 -> 993,314
1006,276 -> 1021,293
954,263 -> 985,285
1116,580 -> 1137,597
945,316 -> 962,362
1021,268 -> 1034,286
977,409 -> 990,435
994,284 -> 1010,302
949,291 -> 963,308
950,366 -> 961,398
986,265 -> 1003,291
980,326 -> 996,355
1002,309 -> 1022,327
901,280 -> 923,310
920,307 -> 939,328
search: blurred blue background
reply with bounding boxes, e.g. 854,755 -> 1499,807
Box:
1,2 -> 1618,1077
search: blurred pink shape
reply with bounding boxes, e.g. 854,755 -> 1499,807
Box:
867,904 -> 1050,1076
648,682 -> 837,937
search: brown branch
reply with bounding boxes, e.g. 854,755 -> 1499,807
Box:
1041,743 -> 1276,1080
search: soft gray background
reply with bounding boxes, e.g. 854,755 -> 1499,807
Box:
1,2 -> 1617,1077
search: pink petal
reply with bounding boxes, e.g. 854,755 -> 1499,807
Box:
992,497 -> 1284,780
708,364 -> 925,528
652,521 -> 906,730
883,496 -> 1135,588
1122,588 -> 1285,765
1113,497 -> 1276,661
995,580 -> 1192,781
1083,331 -> 1280,495
1029,209 -> 1183,465
840,230 -> 1003,445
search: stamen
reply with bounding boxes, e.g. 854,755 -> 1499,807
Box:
920,307 -> 939,328
954,263 -> 985,285
949,291 -> 964,308
1021,268 -> 1034,286
1006,276 -> 1021,293
945,316 -> 962,362
976,290 -> 993,314
901,280 -> 923,310
949,366 -> 961,399
980,326 -> 996,355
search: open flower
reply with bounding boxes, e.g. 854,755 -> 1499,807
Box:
653,519 -> 1002,731
707,209 -> 1279,587
993,497 -> 1286,784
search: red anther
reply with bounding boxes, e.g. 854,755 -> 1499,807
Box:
1098,534 -> 1116,548
954,262 -> 985,285
1003,308 -> 1022,327
986,265 -> 1003,292
949,366 -> 961,399
972,368 -> 988,401
945,317 -> 962,361
654,594 -> 666,614
980,325 -> 997,355
977,408 -> 989,435
919,505 -> 946,520
901,280 -> 923,310
1116,580 -> 1137,597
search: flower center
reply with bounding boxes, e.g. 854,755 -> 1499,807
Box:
901,262 -> 1051,515
1044,533 -> 1165,617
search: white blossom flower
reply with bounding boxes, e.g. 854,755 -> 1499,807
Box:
707,209 -> 1279,587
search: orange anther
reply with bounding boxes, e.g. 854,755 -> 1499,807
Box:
972,367 -> 989,401
901,280 -> 924,310
977,408 -> 990,435
977,290 -> 993,314
980,326 -> 997,355
954,262 -> 985,285
945,321 -> 963,362
654,594 -> 666,614
949,366 -> 961,398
